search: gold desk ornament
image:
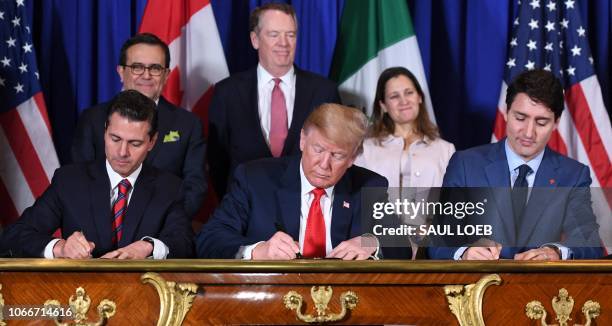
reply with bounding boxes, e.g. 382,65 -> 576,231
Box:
525,288 -> 601,326
0,284 -> 6,326
44,286 -> 116,326
141,272 -> 198,326
283,286 -> 359,323
444,273 -> 501,326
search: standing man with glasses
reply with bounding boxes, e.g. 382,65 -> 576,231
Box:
72,33 -> 206,218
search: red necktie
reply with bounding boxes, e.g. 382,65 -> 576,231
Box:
111,179 -> 131,246
303,188 -> 326,258
269,78 -> 288,157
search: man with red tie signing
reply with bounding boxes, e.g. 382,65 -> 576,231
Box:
197,104 -> 410,260
5,90 -> 193,259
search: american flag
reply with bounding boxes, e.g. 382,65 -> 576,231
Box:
492,0 -> 612,253
0,0 -> 59,226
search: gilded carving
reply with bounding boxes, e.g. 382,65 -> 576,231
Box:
283,286 -> 358,323
141,272 -> 197,326
44,286 -> 116,326
444,274 -> 501,326
0,284 -> 6,326
525,288 -> 600,326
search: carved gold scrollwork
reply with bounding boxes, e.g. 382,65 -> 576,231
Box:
44,286 -> 116,326
283,286 -> 358,323
444,274 -> 501,326
0,284 -> 6,326
525,288 -> 601,326
141,272 -> 198,326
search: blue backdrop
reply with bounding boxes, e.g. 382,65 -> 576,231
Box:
24,0 -> 611,164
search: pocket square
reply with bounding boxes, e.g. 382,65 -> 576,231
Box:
163,130 -> 180,143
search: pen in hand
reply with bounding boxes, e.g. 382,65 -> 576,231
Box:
274,222 -> 303,259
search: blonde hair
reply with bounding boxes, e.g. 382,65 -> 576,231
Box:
303,103 -> 368,155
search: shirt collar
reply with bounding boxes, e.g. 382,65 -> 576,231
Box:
299,160 -> 334,198
105,159 -> 142,190
381,134 -> 430,145
257,63 -> 295,86
504,139 -> 544,174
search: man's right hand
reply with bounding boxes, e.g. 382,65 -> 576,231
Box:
461,244 -> 502,260
252,231 -> 300,260
53,231 -> 95,259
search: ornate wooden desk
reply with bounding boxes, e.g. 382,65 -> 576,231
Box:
0,259 -> 610,325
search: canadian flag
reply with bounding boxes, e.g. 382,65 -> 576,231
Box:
139,0 -> 230,220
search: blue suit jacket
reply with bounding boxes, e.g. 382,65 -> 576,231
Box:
428,140 -> 602,259
71,96 -> 206,217
5,161 -> 194,258
207,66 -> 340,198
196,155 -> 409,259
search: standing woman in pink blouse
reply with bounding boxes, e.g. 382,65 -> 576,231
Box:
354,67 -> 455,258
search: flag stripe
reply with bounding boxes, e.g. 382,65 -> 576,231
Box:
17,95 -> 60,181
33,92 -> 53,135
565,83 -> 612,186
0,108 -> 49,199
0,126 -> 35,216
138,0 -> 209,47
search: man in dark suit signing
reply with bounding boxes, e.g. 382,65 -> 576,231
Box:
7,90 -> 193,259
197,103 -> 409,260
71,33 -> 205,217
428,70 -> 602,260
208,3 -> 341,199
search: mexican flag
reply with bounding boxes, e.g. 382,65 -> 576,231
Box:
330,0 -> 434,121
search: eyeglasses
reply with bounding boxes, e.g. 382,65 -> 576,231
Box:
122,63 -> 167,76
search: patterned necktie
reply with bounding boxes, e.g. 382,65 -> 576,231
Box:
269,78 -> 288,157
111,179 -> 131,246
511,164 -> 532,230
303,188 -> 326,258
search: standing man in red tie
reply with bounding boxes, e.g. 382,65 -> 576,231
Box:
207,3 -> 340,200
4,90 -> 193,259
196,104 -> 411,260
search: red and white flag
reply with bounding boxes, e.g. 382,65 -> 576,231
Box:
139,0 -> 229,220
0,1 -> 60,226
492,0 -> 612,253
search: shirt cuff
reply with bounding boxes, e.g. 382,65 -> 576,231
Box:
237,242 -> 264,260
142,236 -> 169,259
44,239 -> 62,258
453,246 -> 469,260
541,243 -> 570,260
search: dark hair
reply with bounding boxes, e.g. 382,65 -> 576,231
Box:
118,33 -> 170,68
370,67 -> 438,141
249,3 -> 297,33
506,69 -> 564,120
105,90 -> 158,138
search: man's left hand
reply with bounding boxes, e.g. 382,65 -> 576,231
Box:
514,247 -> 560,261
327,236 -> 377,260
100,240 -> 153,259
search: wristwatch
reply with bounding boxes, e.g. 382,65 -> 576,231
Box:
142,237 -> 155,258
542,244 -> 562,259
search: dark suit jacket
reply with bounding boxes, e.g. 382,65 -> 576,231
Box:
207,66 -> 340,198
6,161 -> 194,258
196,155 -> 408,259
428,140 -> 602,259
71,96 -> 206,217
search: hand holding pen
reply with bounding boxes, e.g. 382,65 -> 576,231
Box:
250,223 -> 302,260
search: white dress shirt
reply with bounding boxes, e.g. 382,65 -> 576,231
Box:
44,161 -> 169,259
256,64 -> 296,145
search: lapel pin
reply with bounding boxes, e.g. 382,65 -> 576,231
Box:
343,201 -> 350,208
549,179 -> 555,185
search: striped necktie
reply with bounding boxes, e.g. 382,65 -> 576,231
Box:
111,179 -> 131,246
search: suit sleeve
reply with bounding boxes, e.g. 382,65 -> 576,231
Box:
71,109 -> 97,163
207,84 -> 232,199
6,171 -> 65,257
181,116 -> 207,217
157,186 -> 195,258
562,165 -> 603,258
196,164 -> 254,258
